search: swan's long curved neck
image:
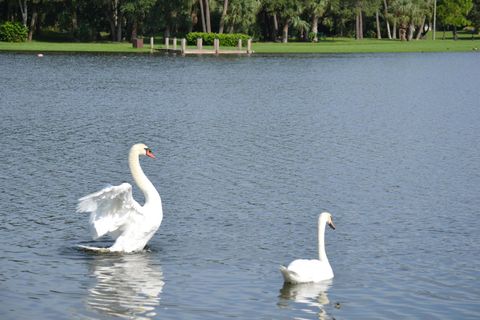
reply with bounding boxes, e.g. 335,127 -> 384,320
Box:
129,150 -> 160,205
318,217 -> 329,262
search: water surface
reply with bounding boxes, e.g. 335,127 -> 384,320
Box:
0,52 -> 479,319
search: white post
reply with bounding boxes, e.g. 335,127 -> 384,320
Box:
181,38 -> 186,55
196,38 -> 203,49
165,37 -> 169,49
214,38 -> 219,54
173,37 -> 177,50
247,39 -> 252,54
238,39 -> 242,51
150,37 -> 154,50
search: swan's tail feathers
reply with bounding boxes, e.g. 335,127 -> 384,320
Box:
280,266 -> 299,284
76,244 -> 111,253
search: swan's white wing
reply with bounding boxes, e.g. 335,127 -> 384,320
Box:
286,259 -> 334,283
77,183 -> 142,239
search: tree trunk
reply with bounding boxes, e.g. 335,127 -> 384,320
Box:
18,0 -> 28,27
356,11 -> 363,39
415,16 -> 426,40
107,0 -> 121,42
360,12 -> 363,39
453,25 -> 457,40
433,0 -> 437,40
27,5 -> 37,41
189,10 -> 197,33
399,25 -> 407,41
218,0 -> 228,33
131,19 -> 137,41
272,13 -> 278,41
356,13 -> 360,39
282,21 -> 289,43
199,0 -> 206,32
376,10 -> 381,39
116,11 -> 122,41
383,0 -> 392,39
164,25 -> 170,38
392,19 -> 397,39
312,15 -> 318,42
204,0 -> 211,33
407,23 -> 414,41
71,1 -> 78,39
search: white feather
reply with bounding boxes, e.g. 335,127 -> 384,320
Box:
77,143 -> 162,253
77,183 -> 141,239
280,212 -> 335,284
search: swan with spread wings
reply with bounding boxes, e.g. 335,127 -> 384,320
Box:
77,143 -> 162,253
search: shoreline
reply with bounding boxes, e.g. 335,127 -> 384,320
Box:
1,38 -> 479,55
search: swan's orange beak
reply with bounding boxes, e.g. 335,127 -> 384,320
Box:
146,149 -> 155,159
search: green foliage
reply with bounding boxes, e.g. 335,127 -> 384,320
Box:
0,22 -> 28,42
438,0 -> 474,28
186,32 -> 250,46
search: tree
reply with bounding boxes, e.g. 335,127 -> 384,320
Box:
204,0 -> 211,32
223,0 -> 260,34
306,0 -> 327,42
391,0 -> 412,40
383,0 -> 393,38
468,0 -> 480,34
18,0 -> 28,26
218,0 -> 228,33
269,0 -> 304,42
121,0 -> 156,40
438,0 -> 473,39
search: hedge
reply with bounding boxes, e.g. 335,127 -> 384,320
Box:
0,21 -> 28,42
186,32 -> 251,47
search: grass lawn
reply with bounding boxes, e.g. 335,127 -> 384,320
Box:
0,41 -> 154,54
252,37 -> 480,54
1,32 -> 479,54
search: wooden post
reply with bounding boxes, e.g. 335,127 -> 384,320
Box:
150,37 -> 154,50
238,39 -> 242,51
214,38 -> 219,54
247,39 -> 252,54
196,38 -> 203,50
165,37 -> 169,49
181,38 -> 186,56
173,37 -> 177,50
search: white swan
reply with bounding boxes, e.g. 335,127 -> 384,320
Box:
77,143 -> 162,253
280,212 -> 335,284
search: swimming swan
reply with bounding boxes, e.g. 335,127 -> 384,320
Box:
280,212 -> 335,283
77,143 -> 162,253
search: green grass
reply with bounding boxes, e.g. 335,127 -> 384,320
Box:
253,37 -> 480,54
0,41 -> 154,54
1,34 -> 479,54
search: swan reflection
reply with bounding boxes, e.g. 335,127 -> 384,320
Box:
278,280 -> 332,319
86,253 -> 164,319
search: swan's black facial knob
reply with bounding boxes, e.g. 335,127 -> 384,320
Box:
328,217 -> 336,230
145,147 -> 155,159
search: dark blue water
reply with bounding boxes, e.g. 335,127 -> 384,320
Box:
0,52 -> 479,319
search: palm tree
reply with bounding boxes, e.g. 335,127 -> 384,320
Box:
391,0 -> 412,40
219,0 -> 229,33
306,0 -> 327,42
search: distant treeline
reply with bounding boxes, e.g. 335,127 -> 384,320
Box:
0,0 -> 478,42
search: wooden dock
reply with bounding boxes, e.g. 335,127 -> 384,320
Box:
153,37 -> 253,56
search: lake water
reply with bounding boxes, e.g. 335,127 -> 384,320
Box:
0,51 -> 479,319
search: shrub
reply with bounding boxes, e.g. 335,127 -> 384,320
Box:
0,21 -> 28,42
186,32 -> 251,47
